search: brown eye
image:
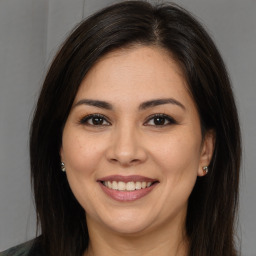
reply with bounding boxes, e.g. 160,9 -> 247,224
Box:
153,116 -> 166,125
80,114 -> 110,126
144,114 -> 177,126
91,116 -> 104,125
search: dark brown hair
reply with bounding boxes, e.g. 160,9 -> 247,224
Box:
30,1 -> 241,255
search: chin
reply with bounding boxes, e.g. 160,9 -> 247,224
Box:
105,220 -> 152,235
96,208 -> 160,235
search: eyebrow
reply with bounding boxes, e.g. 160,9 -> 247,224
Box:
139,98 -> 185,111
74,99 -> 113,110
73,98 -> 185,111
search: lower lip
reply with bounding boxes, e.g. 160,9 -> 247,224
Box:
98,182 -> 158,202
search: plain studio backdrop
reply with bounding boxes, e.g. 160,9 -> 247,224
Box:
0,0 -> 255,255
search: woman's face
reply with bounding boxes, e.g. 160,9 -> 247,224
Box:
61,46 -> 214,235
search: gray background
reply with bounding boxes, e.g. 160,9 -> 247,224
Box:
0,0 -> 255,255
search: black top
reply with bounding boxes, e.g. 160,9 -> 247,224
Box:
0,237 -> 42,256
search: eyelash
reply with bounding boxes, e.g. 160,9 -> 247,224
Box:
79,113 -> 177,127
79,114 -> 110,126
144,114 -> 177,126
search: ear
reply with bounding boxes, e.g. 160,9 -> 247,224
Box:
60,146 -> 64,162
198,129 -> 215,176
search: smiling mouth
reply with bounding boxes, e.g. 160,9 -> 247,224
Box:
98,175 -> 159,201
101,180 -> 157,191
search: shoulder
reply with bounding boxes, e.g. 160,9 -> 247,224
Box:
0,237 -> 42,256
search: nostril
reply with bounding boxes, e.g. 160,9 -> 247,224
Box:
131,158 -> 139,162
110,158 -> 118,162
113,158 -> 141,166
106,143 -> 148,165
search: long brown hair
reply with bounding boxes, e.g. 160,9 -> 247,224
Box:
30,1 -> 241,255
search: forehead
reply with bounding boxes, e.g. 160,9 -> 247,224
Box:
75,46 -> 191,106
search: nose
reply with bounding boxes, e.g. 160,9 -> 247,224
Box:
105,124 -> 147,167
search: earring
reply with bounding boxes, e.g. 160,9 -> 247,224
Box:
61,162 -> 66,172
202,166 -> 208,174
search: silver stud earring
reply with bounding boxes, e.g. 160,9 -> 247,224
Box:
61,162 -> 66,172
202,166 -> 208,174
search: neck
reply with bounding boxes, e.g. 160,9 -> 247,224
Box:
83,215 -> 189,256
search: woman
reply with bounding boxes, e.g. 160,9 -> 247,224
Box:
1,1 -> 241,256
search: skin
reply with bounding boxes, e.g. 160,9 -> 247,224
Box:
60,46 -> 214,256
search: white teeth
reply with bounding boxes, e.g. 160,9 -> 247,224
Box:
141,181 -> 146,188
103,181 -> 154,191
112,181 -> 118,190
117,181 -> 126,191
135,181 -> 142,190
126,181 -> 136,191
107,181 -> 112,189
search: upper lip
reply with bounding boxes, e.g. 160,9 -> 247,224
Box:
98,175 -> 158,183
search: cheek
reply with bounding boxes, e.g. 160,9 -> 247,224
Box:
152,132 -> 201,208
61,130 -> 106,212
62,130 -> 106,178
148,129 -> 202,178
